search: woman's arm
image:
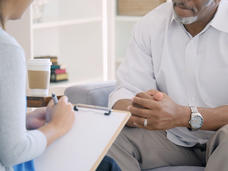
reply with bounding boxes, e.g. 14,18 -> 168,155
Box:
26,107 -> 47,130
0,45 -> 48,166
39,96 -> 75,146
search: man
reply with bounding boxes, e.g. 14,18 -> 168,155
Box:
107,0 -> 228,170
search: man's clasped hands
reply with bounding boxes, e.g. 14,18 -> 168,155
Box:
127,90 -> 190,130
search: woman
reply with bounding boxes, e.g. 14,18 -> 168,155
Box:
0,0 -> 120,171
0,0 -> 76,170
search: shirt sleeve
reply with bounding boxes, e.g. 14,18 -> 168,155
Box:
109,21 -> 157,108
0,44 -> 47,167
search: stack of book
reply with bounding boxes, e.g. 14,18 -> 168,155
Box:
34,56 -> 69,82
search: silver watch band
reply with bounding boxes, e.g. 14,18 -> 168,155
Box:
189,106 -> 203,131
190,106 -> 198,113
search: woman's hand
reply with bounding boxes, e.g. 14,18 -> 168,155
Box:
48,96 -> 75,135
39,96 -> 75,146
26,107 -> 47,130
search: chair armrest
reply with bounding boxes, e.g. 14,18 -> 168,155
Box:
64,81 -> 116,107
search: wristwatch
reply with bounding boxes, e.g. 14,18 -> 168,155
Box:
188,106 -> 204,131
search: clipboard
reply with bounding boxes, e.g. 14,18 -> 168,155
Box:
34,104 -> 131,171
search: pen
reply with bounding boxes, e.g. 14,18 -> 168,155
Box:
52,93 -> 58,105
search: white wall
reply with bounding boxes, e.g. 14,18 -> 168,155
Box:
4,0 -> 115,82
33,0 -> 104,83
41,0 -> 102,22
6,8 -> 32,60
105,0 -> 116,80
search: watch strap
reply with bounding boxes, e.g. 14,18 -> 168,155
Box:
188,106 -> 203,131
190,106 -> 198,113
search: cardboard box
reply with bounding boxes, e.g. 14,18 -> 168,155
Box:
117,0 -> 167,16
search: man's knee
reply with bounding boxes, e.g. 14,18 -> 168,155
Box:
206,125 -> 228,168
113,127 -> 129,145
209,124 -> 228,150
107,127 -> 141,160
217,124 -> 228,141
107,128 -> 142,171
110,127 -> 137,152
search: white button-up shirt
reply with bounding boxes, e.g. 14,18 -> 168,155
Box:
109,0 -> 228,147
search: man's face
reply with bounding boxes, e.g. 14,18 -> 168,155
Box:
172,0 -> 216,24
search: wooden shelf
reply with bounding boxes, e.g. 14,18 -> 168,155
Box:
27,95 -> 62,107
33,17 -> 102,30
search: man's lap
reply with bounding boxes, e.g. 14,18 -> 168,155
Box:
107,127 -> 204,171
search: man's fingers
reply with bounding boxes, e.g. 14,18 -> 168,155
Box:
132,116 -> 158,130
127,116 -> 158,130
136,91 -> 164,102
153,92 -> 164,101
127,116 -> 144,127
127,116 -> 138,127
147,90 -> 164,101
147,89 -> 160,96
135,92 -> 152,99
128,106 -> 151,118
131,116 -> 146,128
132,97 -> 158,110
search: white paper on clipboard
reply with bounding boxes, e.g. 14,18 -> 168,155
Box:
34,104 -> 131,171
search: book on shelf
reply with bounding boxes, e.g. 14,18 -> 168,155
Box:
51,64 -> 61,70
56,73 -> 68,80
51,72 -> 68,82
34,56 -> 57,60
55,68 -> 66,74
34,56 -> 58,65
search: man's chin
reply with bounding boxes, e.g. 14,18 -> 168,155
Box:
173,11 -> 198,25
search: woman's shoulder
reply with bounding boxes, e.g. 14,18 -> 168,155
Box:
0,28 -> 25,61
0,28 -> 23,51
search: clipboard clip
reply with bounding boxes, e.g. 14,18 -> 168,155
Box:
74,104 -> 112,116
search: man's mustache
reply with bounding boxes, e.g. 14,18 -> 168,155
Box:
173,1 -> 198,13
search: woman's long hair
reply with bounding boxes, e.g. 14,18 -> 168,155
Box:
0,1 -> 5,29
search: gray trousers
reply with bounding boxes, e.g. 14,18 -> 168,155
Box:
107,125 -> 228,171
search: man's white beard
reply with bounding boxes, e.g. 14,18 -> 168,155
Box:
174,11 -> 198,25
173,0 -> 214,25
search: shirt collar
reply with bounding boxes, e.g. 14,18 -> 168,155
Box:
211,0 -> 228,33
170,0 -> 228,33
170,10 -> 175,24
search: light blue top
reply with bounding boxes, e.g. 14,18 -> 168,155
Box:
0,28 -> 47,171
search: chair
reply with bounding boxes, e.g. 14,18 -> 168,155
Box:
64,81 -> 204,171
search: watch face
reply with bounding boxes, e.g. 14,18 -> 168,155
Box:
190,113 -> 203,129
